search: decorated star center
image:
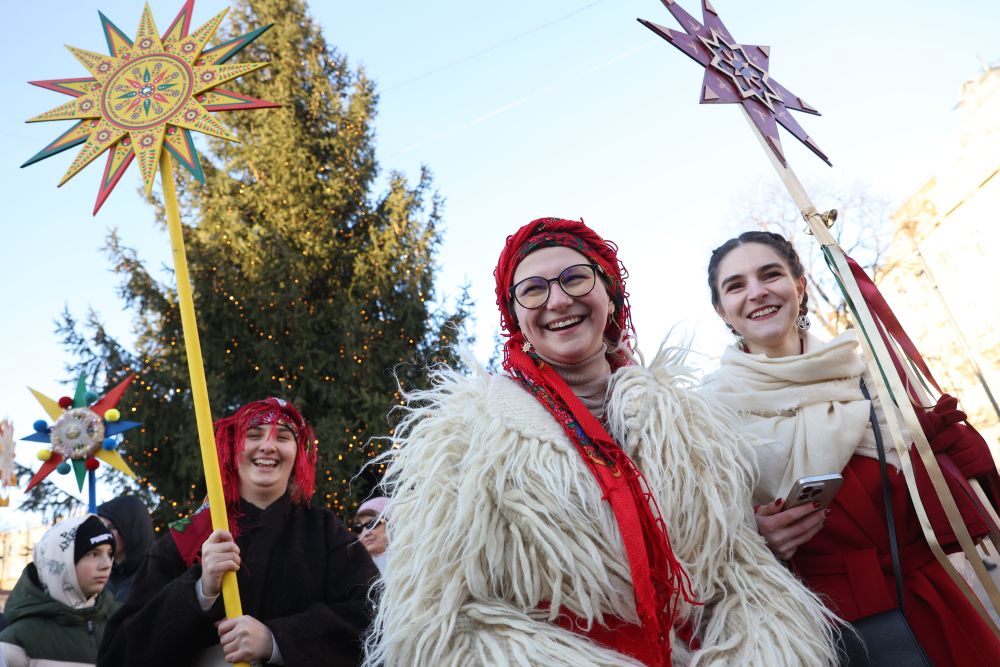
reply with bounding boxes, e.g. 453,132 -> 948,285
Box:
23,1 -> 277,213
700,29 -> 783,111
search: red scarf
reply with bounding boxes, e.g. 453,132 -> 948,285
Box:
495,217 -> 697,665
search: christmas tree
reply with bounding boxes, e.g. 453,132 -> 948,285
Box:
28,0 -> 470,527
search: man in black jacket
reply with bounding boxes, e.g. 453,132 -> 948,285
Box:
97,495 -> 155,604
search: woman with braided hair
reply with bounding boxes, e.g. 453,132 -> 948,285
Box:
99,397 -> 377,667
364,217 -> 839,666
702,230 -> 1000,665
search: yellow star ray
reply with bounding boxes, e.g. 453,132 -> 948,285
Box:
58,120 -> 127,186
94,448 -> 137,478
170,98 -> 238,141
67,46 -> 122,83
174,8 -> 228,64
131,124 -> 168,192
191,62 -> 268,95
27,90 -> 102,123
28,388 -> 62,422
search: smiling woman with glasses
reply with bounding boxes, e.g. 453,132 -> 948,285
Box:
363,217 -> 840,667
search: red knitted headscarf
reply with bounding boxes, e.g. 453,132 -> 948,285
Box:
494,217 -> 696,666
213,397 -> 317,512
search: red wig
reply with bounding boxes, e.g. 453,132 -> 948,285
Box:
213,397 -> 317,511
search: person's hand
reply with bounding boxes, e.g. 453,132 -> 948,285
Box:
217,615 -> 273,663
754,498 -> 828,561
199,529 -> 240,598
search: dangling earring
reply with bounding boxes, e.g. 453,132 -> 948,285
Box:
796,304 -> 811,331
726,322 -> 746,350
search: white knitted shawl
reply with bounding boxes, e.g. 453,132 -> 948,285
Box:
702,330 -> 902,504
363,344 -> 839,667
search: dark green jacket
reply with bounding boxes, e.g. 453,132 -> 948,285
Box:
0,563 -> 117,666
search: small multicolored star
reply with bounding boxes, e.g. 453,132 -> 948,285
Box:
22,374 -> 141,492
22,1 -> 277,213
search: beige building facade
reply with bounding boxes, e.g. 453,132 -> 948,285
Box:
0,521 -> 52,609
884,63 -> 1000,446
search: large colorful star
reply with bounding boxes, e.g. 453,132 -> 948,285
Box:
22,374 -> 140,492
639,0 -> 830,167
22,1 -> 277,214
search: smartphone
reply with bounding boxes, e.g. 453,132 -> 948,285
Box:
781,473 -> 844,512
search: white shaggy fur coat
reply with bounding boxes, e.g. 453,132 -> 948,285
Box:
364,346 -> 840,666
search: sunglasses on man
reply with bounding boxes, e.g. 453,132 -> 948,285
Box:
350,516 -> 386,534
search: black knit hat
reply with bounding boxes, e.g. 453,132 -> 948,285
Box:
74,515 -> 115,564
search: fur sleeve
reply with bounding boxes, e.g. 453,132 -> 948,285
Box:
607,344 -> 841,667
364,363 -> 644,667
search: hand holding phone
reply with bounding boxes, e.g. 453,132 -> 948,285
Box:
781,473 -> 844,512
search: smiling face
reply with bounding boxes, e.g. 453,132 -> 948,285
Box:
714,242 -> 806,358
75,544 -> 113,599
511,246 -> 614,364
237,424 -> 298,508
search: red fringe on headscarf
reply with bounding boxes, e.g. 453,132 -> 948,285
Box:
213,397 -> 317,530
495,217 -> 698,666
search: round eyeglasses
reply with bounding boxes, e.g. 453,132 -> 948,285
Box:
509,263 -> 599,310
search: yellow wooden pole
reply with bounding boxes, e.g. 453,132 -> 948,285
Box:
160,152 -> 249,667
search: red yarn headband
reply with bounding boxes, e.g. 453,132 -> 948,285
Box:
213,397 -> 317,509
494,216 -> 634,354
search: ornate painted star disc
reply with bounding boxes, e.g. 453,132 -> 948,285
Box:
50,408 -> 105,459
22,1 -> 278,214
102,54 -> 194,129
639,0 -> 831,167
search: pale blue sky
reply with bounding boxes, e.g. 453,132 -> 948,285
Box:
2,0 -> 999,512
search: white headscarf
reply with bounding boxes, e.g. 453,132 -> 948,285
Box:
33,514 -> 98,609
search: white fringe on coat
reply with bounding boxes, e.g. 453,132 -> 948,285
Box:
363,343 -> 841,666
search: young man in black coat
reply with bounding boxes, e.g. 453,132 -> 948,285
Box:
97,495 -> 155,604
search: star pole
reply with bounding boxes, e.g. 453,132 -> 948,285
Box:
641,0 -> 1000,631
22,4 -> 278,663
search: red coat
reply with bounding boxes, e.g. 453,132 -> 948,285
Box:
792,455 -> 1000,667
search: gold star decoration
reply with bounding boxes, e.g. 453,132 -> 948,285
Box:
22,1 -> 277,213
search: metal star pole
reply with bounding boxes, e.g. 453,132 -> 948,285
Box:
22,4 -> 278,662
641,0 -> 1000,631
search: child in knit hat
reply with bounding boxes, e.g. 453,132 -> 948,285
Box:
0,514 -> 117,667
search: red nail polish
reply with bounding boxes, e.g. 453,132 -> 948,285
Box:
775,498 -> 783,506
825,509 -> 832,515
813,501 -> 821,508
